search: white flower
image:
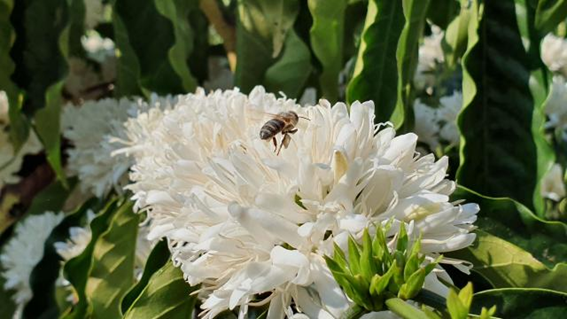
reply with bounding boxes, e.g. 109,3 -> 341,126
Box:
413,100 -> 439,150
81,31 -> 115,64
437,91 -> 462,146
1,212 -> 64,307
415,26 -> 444,93
542,34 -> 567,77
546,76 -> 567,138
125,86 -> 478,318
0,92 -> 43,189
63,96 -> 177,198
541,163 -> 566,202
84,0 -> 104,29
62,98 -> 134,197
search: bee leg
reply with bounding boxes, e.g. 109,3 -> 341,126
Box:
288,129 -> 298,134
277,134 -> 291,156
272,137 -> 278,152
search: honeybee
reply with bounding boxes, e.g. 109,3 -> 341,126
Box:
259,111 -> 309,155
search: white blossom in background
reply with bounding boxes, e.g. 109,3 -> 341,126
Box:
1,212 -> 64,313
413,100 -> 440,150
62,96 -> 177,198
545,76 -> 567,139
84,0 -> 104,29
124,86 -> 478,318
0,91 -> 43,189
415,26 -> 444,94
542,34 -> 567,77
541,163 -> 566,202
62,98 -> 134,197
413,91 -> 463,150
437,91 -> 463,146
82,31 -> 115,64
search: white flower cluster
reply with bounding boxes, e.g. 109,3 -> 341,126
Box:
542,34 -> 567,78
0,92 -> 43,189
1,212 -> 64,307
414,91 -> 463,150
124,86 -> 478,318
414,26 -> 445,94
62,96 -> 177,198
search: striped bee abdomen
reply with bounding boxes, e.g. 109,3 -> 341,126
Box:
259,119 -> 285,140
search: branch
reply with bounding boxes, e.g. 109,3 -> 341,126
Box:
199,0 -> 237,71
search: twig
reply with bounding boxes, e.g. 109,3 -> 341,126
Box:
199,0 -> 237,71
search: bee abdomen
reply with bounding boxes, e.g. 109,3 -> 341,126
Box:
259,119 -> 284,140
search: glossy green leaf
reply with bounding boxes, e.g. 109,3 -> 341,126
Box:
449,231 -> 567,293
391,0 -> 431,130
34,82 -> 66,185
458,282 -> 473,309
385,298 -> 429,319
24,199 -> 98,318
398,268 -> 425,300
347,236 -> 362,275
121,241 -> 170,313
452,187 -> 567,268
62,199 -> 119,319
446,288 -> 467,319
123,261 -> 198,319
535,0 -> 567,34
426,0 -> 459,30
456,0 -> 554,215
472,288 -> 567,318
264,30 -> 312,98
0,0 -> 28,151
112,0 -> 191,95
86,201 -> 140,318
235,0 -> 299,93
346,0 -> 404,123
442,0 -> 472,68
154,0 -> 198,92
308,0 -> 348,102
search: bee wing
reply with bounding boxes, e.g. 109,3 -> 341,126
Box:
246,108 -> 288,123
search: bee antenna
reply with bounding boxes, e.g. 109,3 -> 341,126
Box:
299,116 -> 311,121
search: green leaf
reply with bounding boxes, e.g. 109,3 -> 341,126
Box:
449,231 -> 567,293
121,241 -> 170,313
426,0 -> 459,30
458,282 -> 473,309
535,0 -> 567,34
235,0 -> 299,93
154,0 -> 198,92
359,229 -> 377,283
385,298 -> 429,319
24,199 -> 98,318
346,0 -> 404,123
446,288 -> 467,319
112,0 -> 192,96
348,236 -> 362,275
472,288 -> 567,318
396,222 -> 408,252
26,178 -> 77,216
398,268 -> 425,300
391,0 -> 431,130
123,261 -> 198,319
308,0 -> 348,102
370,263 -> 396,296
452,187 -> 567,268
34,82 -> 66,185
264,30 -> 313,98
442,0 -> 472,68
456,0 -> 554,216
0,274 -> 16,319
0,0 -> 28,151
62,199 -> 119,319
86,201 -> 140,318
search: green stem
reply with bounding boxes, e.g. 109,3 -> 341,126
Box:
414,289 -> 447,312
340,304 -> 368,319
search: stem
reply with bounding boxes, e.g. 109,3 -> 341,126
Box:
199,0 -> 237,71
385,298 -> 429,319
414,289 -> 447,311
340,304 -> 367,319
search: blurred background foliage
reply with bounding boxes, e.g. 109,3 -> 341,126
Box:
1,0 -> 567,318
